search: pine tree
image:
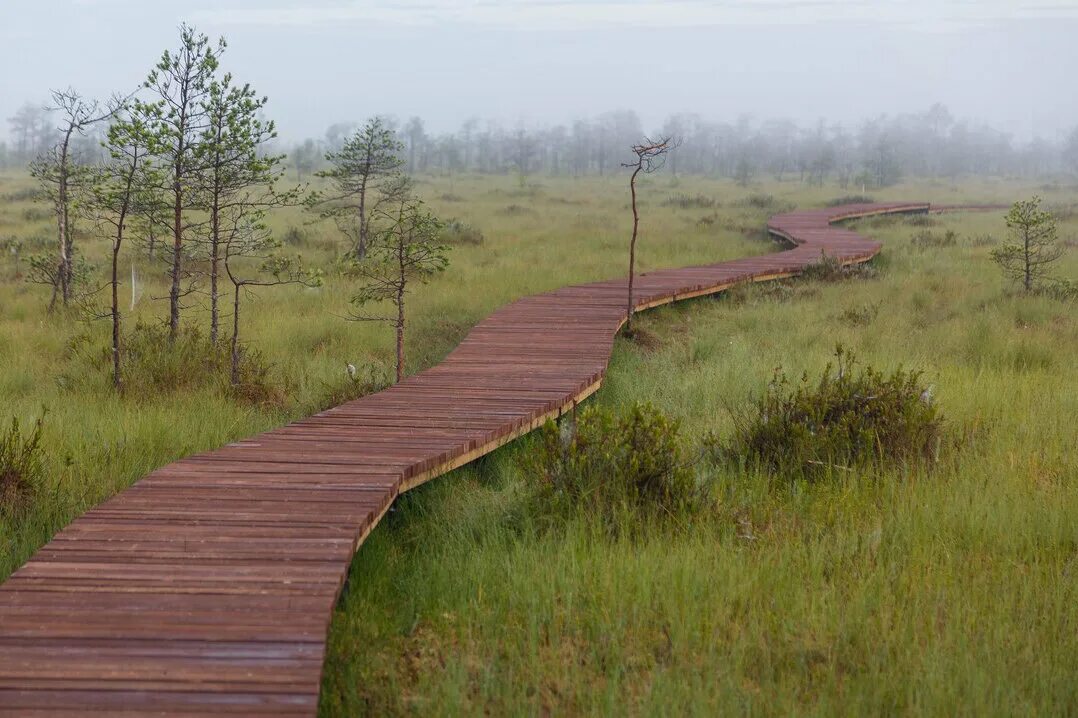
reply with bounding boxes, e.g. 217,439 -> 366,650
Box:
311,116 -> 403,260
346,184 -> 449,382
135,24 -> 224,340
992,197 -> 1063,292
196,72 -> 280,344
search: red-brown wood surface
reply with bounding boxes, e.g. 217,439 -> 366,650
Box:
0,202 -> 930,715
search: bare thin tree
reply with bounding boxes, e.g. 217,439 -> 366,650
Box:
87,112 -> 156,389
622,136 -> 677,331
30,89 -> 118,309
224,219 -> 319,386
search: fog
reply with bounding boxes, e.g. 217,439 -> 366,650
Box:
2,0 -> 1078,146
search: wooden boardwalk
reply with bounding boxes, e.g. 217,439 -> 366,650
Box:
0,201 -> 930,715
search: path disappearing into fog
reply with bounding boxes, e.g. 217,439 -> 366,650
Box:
0,201 -> 935,715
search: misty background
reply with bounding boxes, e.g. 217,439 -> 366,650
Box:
3,0 -> 1078,179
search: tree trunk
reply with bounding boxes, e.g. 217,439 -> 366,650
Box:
626,166 -> 641,330
169,175 -> 183,341
210,197 -> 220,344
395,273 -> 405,384
231,283 -> 242,386
357,174 -> 368,260
57,129 -> 73,306
111,233 -> 122,390
1024,227 -> 1032,292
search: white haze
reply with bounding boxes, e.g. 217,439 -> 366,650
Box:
2,0 -> 1077,142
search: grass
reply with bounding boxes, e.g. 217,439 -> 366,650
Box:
0,169 -> 1076,714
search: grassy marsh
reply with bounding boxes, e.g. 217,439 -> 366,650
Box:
0,171 -> 1075,715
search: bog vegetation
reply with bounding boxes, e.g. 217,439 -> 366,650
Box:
0,22 -> 1076,718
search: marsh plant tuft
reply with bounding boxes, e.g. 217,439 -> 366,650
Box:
716,346 -> 943,478
525,403 -> 699,527
800,252 -> 878,282
0,413 -> 45,514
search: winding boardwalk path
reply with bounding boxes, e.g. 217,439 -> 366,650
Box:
0,201 -> 930,715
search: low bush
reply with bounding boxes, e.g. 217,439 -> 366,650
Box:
738,193 -> 793,212
1035,278 -> 1078,302
2,187 -> 45,202
970,233 -> 998,247
283,226 -> 307,246
911,229 -> 958,250
1045,202 -> 1077,221
21,207 -> 51,223
313,363 -> 390,412
896,214 -> 935,228
826,194 -> 874,206
663,193 -> 717,209
524,403 -> 699,528
117,323 -> 286,406
441,219 -> 485,246
799,252 -> 878,282
723,279 -> 803,306
0,413 -> 45,514
839,302 -> 880,325
714,346 -> 943,478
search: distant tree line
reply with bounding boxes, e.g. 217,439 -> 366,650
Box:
284,105 -> 1078,187
9,100 -> 1078,185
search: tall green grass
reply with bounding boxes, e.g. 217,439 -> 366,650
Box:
1,170 -> 1076,715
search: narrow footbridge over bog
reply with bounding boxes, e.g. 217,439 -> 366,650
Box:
0,202 -> 936,715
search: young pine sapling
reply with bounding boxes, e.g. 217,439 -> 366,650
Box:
195,71 -> 281,344
310,116 -> 403,260
991,197 -> 1064,292
346,187 -> 449,383
135,24 -> 224,340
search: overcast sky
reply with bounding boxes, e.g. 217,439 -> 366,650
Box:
2,0 -> 1077,143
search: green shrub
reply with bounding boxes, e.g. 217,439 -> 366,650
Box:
839,302 -> 880,325
1,187 -> 44,202
117,323 -> 286,406
283,226 -> 307,246
21,207 -> 51,223
1036,278 -> 1078,302
0,413 -> 45,514
738,193 -> 792,211
441,218 -> 485,246
313,363 -> 390,412
903,214 -> 937,227
723,280 -> 802,306
826,194 -> 874,206
663,193 -> 717,209
524,403 -> 699,528
799,252 -> 878,282
911,229 -> 958,250
715,346 -> 943,478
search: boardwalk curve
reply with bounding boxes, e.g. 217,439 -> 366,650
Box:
0,201 -> 931,714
